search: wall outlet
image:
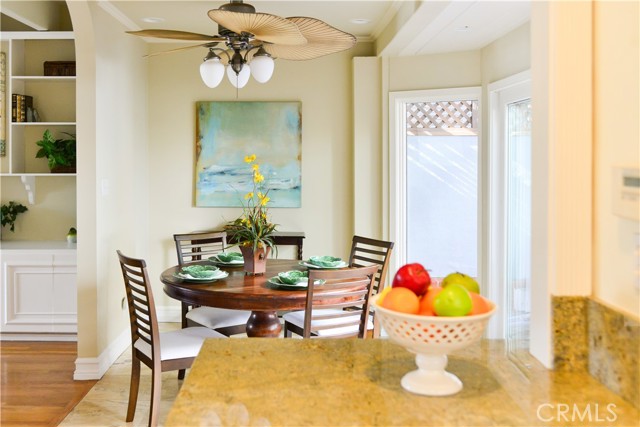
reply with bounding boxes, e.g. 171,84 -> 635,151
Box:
613,167 -> 640,221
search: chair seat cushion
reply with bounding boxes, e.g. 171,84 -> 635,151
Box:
282,309 -> 374,337
134,327 -> 224,361
186,307 -> 251,329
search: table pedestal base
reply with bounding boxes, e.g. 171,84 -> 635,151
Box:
246,311 -> 282,337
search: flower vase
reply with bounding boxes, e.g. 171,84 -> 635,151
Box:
240,245 -> 271,275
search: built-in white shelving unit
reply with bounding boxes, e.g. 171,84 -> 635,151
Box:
1,32 -> 76,203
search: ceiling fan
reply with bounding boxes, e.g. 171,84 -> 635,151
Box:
127,0 -> 357,88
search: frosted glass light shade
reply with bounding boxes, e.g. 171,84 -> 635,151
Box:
227,64 -> 251,88
250,55 -> 274,83
199,58 -> 225,88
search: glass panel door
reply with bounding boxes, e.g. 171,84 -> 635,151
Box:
505,98 -> 532,369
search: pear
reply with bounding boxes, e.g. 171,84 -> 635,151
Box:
441,272 -> 480,294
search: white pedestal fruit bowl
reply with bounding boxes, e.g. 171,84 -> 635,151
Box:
371,293 -> 497,396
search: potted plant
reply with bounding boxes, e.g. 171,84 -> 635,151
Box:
223,154 -> 277,275
35,129 -> 76,173
1,201 -> 28,233
66,227 -> 77,243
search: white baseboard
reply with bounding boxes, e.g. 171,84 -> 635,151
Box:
72,310 -> 181,380
74,327 -> 130,380
157,305 -> 181,323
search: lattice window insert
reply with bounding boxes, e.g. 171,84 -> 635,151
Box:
406,101 -> 477,135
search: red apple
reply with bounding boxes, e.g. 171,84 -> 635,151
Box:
392,263 -> 432,296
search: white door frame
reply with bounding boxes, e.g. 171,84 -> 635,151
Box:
486,70 -> 531,339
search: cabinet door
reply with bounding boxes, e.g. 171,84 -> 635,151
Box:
52,264 -> 77,333
1,254 -> 55,333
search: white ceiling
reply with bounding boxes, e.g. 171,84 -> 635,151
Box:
103,0 -> 531,56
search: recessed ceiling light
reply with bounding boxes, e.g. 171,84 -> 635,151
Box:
350,18 -> 371,25
142,17 -> 165,23
455,25 -> 471,32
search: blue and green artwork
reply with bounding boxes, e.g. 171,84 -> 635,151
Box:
195,101 -> 302,207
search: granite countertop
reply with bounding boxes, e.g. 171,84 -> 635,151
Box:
166,338 -> 639,426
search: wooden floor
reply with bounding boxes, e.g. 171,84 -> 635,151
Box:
1,341 -> 97,427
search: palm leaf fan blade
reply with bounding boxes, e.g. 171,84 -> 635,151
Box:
144,43 -> 216,58
127,29 -> 225,42
262,17 -> 357,61
207,10 -> 306,45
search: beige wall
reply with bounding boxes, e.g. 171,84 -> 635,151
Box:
145,41 -> 374,308
353,57 -> 382,239
481,22 -> 530,85
592,1 -> 640,317
0,176 -> 76,240
69,0 -> 149,359
388,50 -> 482,92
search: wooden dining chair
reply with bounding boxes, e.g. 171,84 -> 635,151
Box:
347,235 -> 395,337
117,250 -> 224,427
282,265 -> 379,338
173,231 -> 251,337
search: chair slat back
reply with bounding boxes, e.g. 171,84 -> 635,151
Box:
173,231 -> 227,265
347,236 -> 394,338
117,250 -> 161,361
348,235 -> 394,294
305,265 -> 379,338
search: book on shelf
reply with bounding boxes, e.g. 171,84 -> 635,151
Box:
11,93 -> 34,122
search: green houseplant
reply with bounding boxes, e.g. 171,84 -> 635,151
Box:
1,201 -> 28,232
224,154 -> 277,274
67,227 -> 77,243
35,129 -> 76,173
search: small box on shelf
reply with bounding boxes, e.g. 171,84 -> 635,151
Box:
43,61 -> 76,76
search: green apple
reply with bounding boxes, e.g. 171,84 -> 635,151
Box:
441,272 -> 480,294
433,284 -> 472,316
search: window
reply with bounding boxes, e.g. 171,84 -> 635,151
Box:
406,101 -> 479,279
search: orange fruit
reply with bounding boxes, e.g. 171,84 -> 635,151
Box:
381,287 -> 420,314
376,287 -> 393,306
418,286 -> 443,316
469,292 -> 491,315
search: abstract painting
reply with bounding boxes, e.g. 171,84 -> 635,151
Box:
195,101 -> 301,207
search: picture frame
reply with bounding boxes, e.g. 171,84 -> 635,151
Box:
195,101 -> 302,208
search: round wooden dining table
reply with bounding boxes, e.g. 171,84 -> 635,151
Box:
160,259 -> 354,337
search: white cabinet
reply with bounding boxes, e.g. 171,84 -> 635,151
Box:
0,242 -> 77,339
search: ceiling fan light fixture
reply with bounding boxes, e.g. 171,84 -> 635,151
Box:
128,1 -> 357,90
250,47 -> 274,83
200,57 -> 225,88
200,49 -> 226,88
227,63 -> 251,88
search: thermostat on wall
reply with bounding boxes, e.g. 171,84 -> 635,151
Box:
613,167 -> 640,221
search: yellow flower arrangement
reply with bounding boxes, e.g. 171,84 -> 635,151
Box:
224,154 -> 277,252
